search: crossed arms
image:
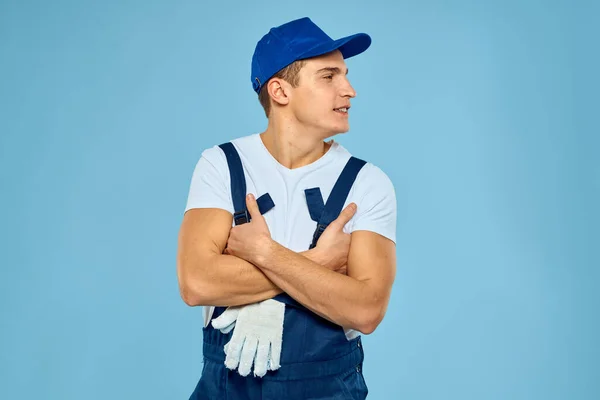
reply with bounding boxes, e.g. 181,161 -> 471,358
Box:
176,195 -> 396,334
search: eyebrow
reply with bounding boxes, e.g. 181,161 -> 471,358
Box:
315,67 -> 349,75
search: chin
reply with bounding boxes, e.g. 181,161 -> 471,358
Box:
316,120 -> 349,137
324,128 -> 348,137
335,124 -> 350,134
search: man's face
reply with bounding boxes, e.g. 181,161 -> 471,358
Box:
288,50 -> 356,137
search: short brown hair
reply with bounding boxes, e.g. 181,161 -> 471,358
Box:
258,60 -> 306,118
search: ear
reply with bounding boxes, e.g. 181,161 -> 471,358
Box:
268,78 -> 290,106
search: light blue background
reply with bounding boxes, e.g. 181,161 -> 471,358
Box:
1,0 -> 598,399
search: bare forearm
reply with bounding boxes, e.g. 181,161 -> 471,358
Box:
190,248 -> 324,307
255,241 -> 376,332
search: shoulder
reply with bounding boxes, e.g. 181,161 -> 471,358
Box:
359,162 -> 393,186
330,142 -> 395,198
355,159 -> 396,199
347,158 -> 397,243
196,133 -> 258,168
230,133 -> 260,149
334,143 -> 393,185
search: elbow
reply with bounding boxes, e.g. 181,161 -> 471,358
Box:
179,279 -> 217,307
179,280 -> 205,307
177,262 -> 212,307
176,231 -> 221,306
353,304 -> 386,335
355,317 -> 381,336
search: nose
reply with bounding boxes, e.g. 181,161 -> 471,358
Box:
340,77 -> 356,98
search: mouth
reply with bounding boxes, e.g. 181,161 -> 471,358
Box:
333,106 -> 350,116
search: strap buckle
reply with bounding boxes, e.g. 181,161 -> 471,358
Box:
233,209 -> 250,225
309,223 -> 327,249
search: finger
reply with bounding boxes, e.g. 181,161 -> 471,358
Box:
219,320 -> 236,334
224,334 -> 245,370
253,339 -> 270,377
238,336 -> 258,377
331,203 -> 357,229
269,336 -> 282,371
211,308 -> 239,330
245,193 -> 262,222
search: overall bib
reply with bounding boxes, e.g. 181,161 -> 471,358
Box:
189,142 -> 369,400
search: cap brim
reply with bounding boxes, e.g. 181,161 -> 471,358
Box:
296,32 -> 372,61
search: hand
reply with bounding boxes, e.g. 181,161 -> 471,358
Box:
314,202 -> 357,274
224,194 -> 272,264
211,299 -> 285,378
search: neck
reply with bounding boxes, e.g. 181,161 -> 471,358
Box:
260,115 -> 333,170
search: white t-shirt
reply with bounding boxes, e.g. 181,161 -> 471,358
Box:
184,133 -> 397,340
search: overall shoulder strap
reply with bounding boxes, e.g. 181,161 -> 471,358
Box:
306,156 -> 367,249
218,142 -> 275,225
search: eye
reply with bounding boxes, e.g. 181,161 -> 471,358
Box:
324,75 -> 333,80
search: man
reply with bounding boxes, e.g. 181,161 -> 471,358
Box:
177,17 -> 397,399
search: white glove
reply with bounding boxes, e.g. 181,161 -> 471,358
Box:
211,299 -> 285,378
210,307 -> 239,334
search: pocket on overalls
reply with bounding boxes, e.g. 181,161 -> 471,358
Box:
334,363 -> 369,400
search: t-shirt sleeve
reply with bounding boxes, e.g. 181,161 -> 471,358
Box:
349,164 -> 397,244
184,147 -> 234,214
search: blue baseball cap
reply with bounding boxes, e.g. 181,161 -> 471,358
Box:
251,17 -> 371,94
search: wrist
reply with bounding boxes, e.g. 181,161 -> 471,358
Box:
304,247 -> 326,266
309,246 -> 338,270
254,235 -> 276,266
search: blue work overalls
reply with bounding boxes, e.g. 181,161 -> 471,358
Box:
189,142 -> 369,400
